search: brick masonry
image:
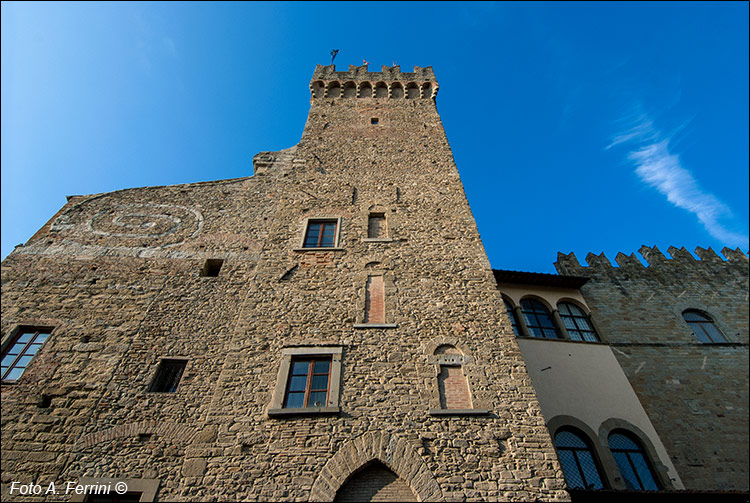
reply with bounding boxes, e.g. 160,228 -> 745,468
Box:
556,245 -> 749,491
1,65 -> 567,501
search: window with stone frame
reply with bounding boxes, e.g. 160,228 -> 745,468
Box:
558,302 -> 600,342
1,328 -> 52,382
682,310 -> 727,343
303,219 -> 338,248
268,346 -> 343,416
520,299 -> 560,339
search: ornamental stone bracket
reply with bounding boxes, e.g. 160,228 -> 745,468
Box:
309,431 -> 444,502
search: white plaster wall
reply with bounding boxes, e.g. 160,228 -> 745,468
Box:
517,337 -> 684,489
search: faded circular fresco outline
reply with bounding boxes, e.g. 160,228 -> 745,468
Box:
86,204 -> 204,245
51,199 -> 204,249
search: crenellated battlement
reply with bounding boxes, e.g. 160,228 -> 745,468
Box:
310,64 -> 438,100
555,245 -> 749,277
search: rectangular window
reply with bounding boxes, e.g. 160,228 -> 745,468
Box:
367,213 -> 387,239
268,346 -> 342,416
148,359 -> 187,393
201,258 -> 224,277
303,220 -> 338,248
1,328 -> 51,382
284,357 -> 331,408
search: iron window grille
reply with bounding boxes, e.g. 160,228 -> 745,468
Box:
1,329 -> 51,382
149,359 -> 187,393
283,357 -> 331,408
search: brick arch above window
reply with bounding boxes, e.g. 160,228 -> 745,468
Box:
73,420 -> 197,452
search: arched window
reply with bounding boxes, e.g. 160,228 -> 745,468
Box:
608,431 -> 660,491
682,310 -> 727,343
503,299 -> 521,337
558,302 -> 600,342
554,429 -> 605,490
520,299 -> 560,339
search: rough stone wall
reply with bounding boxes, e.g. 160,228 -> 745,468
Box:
555,245 -> 749,491
1,65 -> 567,501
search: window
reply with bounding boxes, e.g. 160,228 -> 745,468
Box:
303,219 -> 338,248
268,346 -> 343,416
371,117 -> 379,125
1,328 -> 51,382
284,357 -> 331,408
367,213 -> 387,239
608,431 -> 660,491
520,299 -> 560,339
558,302 -> 599,342
201,259 -> 224,277
682,310 -> 727,343
148,359 -> 187,393
503,300 -> 521,337
554,429 -> 605,490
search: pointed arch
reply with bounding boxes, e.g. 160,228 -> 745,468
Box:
310,432 -> 443,502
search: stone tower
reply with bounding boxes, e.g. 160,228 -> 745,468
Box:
1,65 -> 567,501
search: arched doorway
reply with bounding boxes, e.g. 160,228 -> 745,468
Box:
334,461 -> 417,502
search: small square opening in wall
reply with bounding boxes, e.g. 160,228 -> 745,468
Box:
371,118 -> 379,125
148,359 -> 187,393
201,259 -> 224,277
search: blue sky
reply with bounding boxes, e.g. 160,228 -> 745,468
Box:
2,2 -> 748,272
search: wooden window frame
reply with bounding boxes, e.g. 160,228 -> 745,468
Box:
268,346 -> 343,417
283,357 -> 331,409
297,217 -> 343,250
1,327 -> 53,383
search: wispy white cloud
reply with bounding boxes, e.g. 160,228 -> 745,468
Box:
609,108 -> 749,248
